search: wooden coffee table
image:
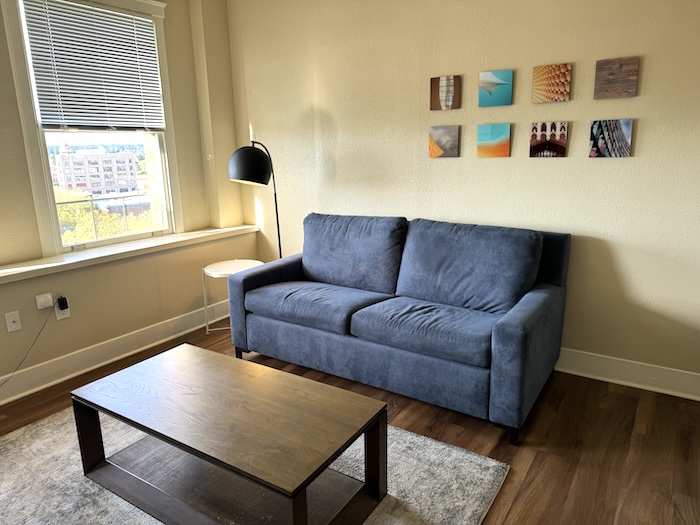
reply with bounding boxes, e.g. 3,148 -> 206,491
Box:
71,344 -> 387,524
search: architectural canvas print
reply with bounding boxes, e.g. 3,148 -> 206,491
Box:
479,69 -> 514,107
477,123 -> 511,158
530,122 -> 568,158
532,63 -> 572,103
594,56 -> 640,99
430,75 -> 462,110
429,125 -> 460,157
589,119 -> 633,157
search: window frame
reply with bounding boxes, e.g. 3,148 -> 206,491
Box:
2,0 -> 184,256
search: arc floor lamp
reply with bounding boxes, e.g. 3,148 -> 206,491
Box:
228,141 -> 282,259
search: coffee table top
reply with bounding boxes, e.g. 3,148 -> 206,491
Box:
71,344 -> 386,497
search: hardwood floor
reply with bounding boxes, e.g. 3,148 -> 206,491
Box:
1,325 -> 698,524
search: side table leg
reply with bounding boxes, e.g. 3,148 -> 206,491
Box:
202,269 -> 210,335
291,488 -> 308,524
72,399 -> 105,474
365,408 -> 388,500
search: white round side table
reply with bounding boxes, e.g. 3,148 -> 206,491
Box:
202,259 -> 263,334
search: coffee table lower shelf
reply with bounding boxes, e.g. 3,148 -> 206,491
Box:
90,435 -> 378,525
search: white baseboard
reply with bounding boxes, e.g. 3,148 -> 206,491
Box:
0,301 -> 230,406
556,347 -> 700,402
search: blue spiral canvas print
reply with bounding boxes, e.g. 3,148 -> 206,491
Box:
479,70 -> 514,107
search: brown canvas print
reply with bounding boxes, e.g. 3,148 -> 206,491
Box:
430,75 -> 462,110
594,56 -> 640,99
530,122 -> 568,157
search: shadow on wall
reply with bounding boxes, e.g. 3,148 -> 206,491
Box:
563,236 -> 700,371
292,106 -> 336,184
297,106 -> 393,188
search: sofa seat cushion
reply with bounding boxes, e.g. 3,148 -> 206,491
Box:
302,213 -> 408,294
396,219 -> 543,314
245,281 -> 392,335
350,296 -> 502,368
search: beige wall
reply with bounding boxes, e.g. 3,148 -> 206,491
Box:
0,234 -> 255,369
0,0 -> 254,398
229,0 -> 700,373
0,9 -> 42,263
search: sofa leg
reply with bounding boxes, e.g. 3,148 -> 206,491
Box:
235,348 -> 243,359
493,424 -> 522,446
507,427 -> 521,446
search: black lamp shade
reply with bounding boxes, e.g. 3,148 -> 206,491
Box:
228,146 -> 272,186
227,141 -> 282,259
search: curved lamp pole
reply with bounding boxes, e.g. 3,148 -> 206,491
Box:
227,141 -> 282,259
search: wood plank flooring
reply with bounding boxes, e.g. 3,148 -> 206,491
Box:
1,325 -> 698,524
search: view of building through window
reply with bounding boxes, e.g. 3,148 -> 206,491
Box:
45,131 -> 169,247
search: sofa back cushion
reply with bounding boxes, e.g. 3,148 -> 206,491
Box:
396,219 -> 543,313
303,213 -> 408,294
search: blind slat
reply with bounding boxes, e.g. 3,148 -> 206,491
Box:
23,0 -> 165,131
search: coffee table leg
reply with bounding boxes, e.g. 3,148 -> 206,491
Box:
365,408 -> 388,500
291,487 -> 308,524
72,398 -> 106,474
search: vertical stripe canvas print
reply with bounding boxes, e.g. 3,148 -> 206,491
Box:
430,76 -> 462,110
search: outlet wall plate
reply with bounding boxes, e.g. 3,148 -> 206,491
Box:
56,306 -> 71,320
5,311 -> 22,332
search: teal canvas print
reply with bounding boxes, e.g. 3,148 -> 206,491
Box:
477,123 -> 511,157
479,70 -> 514,107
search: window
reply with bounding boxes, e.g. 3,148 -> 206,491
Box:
9,0 -> 176,252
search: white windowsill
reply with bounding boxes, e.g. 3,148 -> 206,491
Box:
0,225 -> 259,285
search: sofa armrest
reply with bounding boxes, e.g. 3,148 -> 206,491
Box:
490,284 -> 567,430
228,254 -> 304,350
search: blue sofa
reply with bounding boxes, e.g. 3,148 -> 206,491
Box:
229,213 -> 571,444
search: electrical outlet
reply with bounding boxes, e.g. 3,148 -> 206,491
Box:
5,311 -> 22,332
56,297 -> 71,320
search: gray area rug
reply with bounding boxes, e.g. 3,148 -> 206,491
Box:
0,408 -> 508,524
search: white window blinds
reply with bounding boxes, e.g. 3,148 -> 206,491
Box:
23,0 -> 165,131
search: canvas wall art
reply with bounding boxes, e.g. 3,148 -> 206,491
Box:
430,75 -> 462,110
476,123 -> 511,158
530,121 -> 568,158
429,125 -> 460,157
532,63 -> 572,103
594,56 -> 640,99
479,69 -> 513,107
589,119 -> 633,157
